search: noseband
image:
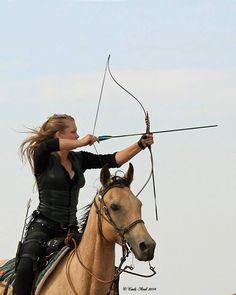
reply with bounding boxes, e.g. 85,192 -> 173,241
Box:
94,176 -> 144,239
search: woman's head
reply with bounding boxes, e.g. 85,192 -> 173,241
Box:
20,114 -> 76,169
41,114 -> 76,140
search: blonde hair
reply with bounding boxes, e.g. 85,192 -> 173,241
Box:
20,114 -> 74,170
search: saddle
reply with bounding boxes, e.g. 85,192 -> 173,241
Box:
0,236 -> 120,295
0,237 -> 71,294
34,246 -> 71,294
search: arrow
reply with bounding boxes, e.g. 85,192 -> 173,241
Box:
98,124 -> 218,141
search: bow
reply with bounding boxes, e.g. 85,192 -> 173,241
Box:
92,55 -> 158,221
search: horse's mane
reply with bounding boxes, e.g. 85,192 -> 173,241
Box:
77,200 -> 94,235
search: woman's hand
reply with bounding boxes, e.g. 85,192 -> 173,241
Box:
115,133 -> 154,166
138,133 -> 154,149
78,134 -> 98,146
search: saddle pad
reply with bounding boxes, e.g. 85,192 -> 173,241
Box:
35,246 -> 71,295
0,258 -> 15,284
0,247 -> 71,293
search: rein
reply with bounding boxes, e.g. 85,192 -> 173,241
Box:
65,179 -> 156,295
65,242 -> 116,295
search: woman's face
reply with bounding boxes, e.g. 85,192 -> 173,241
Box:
57,119 -> 79,140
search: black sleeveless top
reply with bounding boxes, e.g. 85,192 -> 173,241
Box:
33,138 -> 118,225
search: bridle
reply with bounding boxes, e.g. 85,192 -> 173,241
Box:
94,176 -> 144,240
65,177 -> 156,295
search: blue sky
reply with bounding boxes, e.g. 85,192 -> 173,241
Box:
0,1 -> 235,295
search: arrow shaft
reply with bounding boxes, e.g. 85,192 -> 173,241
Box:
98,124 -> 218,141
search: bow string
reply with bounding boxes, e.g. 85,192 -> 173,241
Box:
93,54 -> 158,221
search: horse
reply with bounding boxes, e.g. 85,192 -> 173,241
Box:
0,163 -> 156,295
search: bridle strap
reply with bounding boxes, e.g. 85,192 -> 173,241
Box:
94,183 -> 145,239
94,196 -> 144,235
117,219 -> 144,236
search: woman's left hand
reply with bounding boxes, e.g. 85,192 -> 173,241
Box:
139,133 -> 154,149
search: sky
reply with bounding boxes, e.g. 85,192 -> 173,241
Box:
0,0 -> 235,294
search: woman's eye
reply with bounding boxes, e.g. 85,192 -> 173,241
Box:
110,204 -> 120,211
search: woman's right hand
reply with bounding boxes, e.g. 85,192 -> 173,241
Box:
78,134 -> 98,146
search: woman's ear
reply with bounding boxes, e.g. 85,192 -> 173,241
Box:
55,131 -> 62,139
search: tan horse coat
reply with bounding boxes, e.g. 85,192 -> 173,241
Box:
0,164 -> 156,295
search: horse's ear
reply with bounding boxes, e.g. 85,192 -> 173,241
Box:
124,163 -> 134,186
100,164 -> 111,187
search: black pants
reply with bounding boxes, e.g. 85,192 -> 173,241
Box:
13,215 -> 67,295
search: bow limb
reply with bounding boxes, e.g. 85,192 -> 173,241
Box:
107,56 -> 158,221
145,112 -> 158,220
92,55 -> 110,136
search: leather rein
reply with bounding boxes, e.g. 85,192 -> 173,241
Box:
66,178 -> 156,295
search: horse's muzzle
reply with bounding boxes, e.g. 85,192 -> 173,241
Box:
139,239 -> 156,261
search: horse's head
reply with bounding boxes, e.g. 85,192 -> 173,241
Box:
96,163 -> 156,261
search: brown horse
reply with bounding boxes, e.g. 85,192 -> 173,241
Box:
0,163 -> 156,295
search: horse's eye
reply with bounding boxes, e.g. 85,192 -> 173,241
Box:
110,203 -> 120,211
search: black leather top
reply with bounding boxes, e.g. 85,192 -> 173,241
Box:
33,138 -> 118,225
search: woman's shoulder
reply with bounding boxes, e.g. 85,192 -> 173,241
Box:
35,138 -> 59,152
34,138 -> 60,164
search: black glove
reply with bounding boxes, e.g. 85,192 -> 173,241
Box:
137,135 -> 147,150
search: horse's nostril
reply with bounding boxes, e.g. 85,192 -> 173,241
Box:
139,242 -> 147,252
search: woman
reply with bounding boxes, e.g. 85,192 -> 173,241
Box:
13,113 -> 153,295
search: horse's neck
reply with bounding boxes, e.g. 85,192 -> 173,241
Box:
69,206 -> 116,294
40,206 -> 116,295
79,206 -> 116,273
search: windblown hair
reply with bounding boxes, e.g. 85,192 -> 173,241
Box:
19,114 -> 75,171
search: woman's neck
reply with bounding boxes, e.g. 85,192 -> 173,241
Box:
57,150 -> 69,161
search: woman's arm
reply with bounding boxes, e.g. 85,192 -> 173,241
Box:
58,134 -> 98,150
115,134 -> 154,166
